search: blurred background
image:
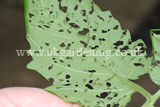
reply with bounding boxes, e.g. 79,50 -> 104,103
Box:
0,0 -> 160,106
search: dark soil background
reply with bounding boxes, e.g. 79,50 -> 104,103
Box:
0,0 -> 160,106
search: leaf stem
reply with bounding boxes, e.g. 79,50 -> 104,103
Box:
142,90 -> 160,107
24,0 -> 29,34
116,75 -> 152,100
151,90 -> 160,105
101,62 -> 152,103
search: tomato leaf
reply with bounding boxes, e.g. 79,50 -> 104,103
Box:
149,31 -> 160,85
25,0 -> 155,106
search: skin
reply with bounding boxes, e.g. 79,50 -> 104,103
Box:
0,87 -> 79,107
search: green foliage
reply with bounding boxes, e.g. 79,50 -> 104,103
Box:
149,30 -> 160,85
150,65 -> 160,85
150,30 -> 160,61
24,0 -> 160,106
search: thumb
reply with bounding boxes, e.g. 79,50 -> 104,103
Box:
0,87 -> 79,107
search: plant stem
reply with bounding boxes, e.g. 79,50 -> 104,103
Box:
116,75 -> 152,101
142,90 -> 160,107
24,0 -> 29,34
151,90 -> 160,105
101,62 -> 152,103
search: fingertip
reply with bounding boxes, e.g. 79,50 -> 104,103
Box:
0,87 -> 79,107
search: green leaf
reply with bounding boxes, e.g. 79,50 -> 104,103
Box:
25,0 -> 153,106
149,65 -> 160,85
150,30 -> 160,61
149,30 -> 160,85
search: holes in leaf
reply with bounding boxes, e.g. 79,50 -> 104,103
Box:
81,10 -> 86,16
67,64 -> 71,67
67,29 -> 71,33
122,30 -> 127,35
65,74 -> 71,79
29,13 -> 34,18
66,17 -> 70,22
107,104 -> 111,107
99,38 -> 106,41
69,23 -> 80,28
96,92 -> 109,99
89,2 -> 94,15
91,45 -> 99,50
113,41 -> 124,47
59,3 -> 68,13
113,25 -> 119,30
44,25 -> 50,28
83,19 -> 87,23
48,78 -> 54,84
92,35 -> 96,40
88,70 -> 96,73
59,29 -> 64,32
120,46 -> 129,52
34,50 -> 40,54
80,41 -> 88,48
134,63 -> 143,67
32,0 -> 35,4
102,30 -> 108,33
78,0 -> 82,3
97,15 -> 104,21
45,43 -> 50,46
113,104 -> 119,107
74,5 -> 78,11
48,65 -> 53,70
93,28 -> 97,32
89,80 -> 93,84
85,84 -> 94,89
64,83 -> 71,86
106,82 -> 111,87
78,28 -> 89,35
49,11 -> 53,14
65,95 -> 68,98
60,60 -> 64,63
